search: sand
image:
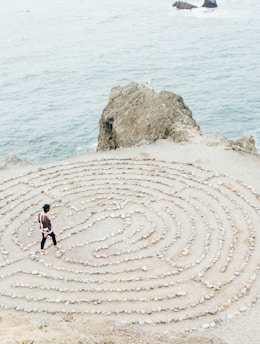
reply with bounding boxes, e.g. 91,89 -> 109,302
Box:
0,139 -> 259,344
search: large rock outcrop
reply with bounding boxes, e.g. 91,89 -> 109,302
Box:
97,82 -> 201,151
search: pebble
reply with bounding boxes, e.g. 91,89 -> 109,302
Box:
239,306 -> 248,313
55,251 -> 62,258
202,323 -> 210,329
0,157 -> 258,334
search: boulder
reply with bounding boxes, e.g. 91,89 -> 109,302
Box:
173,0 -> 217,10
97,82 -> 201,151
231,135 -> 258,154
202,0 -> 217,8
173,1 -> 197,9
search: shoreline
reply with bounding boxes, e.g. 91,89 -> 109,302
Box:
1,136 -> 259,185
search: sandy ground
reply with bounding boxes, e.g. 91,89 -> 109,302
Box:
0,138 -> 259,344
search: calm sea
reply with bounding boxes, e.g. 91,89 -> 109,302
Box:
0,0 -> 259,164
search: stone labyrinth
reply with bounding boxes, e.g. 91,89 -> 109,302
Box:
0,158 -> 259,333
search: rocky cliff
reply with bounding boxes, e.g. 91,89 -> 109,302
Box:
97,82 -> 258,155
97,82 -> 201,151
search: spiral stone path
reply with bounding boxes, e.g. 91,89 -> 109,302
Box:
0,156 -> 259,335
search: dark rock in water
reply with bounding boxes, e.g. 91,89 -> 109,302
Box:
202,0 -> 218,8
173,0 -> 217,9
97,82 -> 201,152
173,1 -> 197,9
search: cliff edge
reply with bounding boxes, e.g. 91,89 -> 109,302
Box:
97,82 -> 258,155
97,82 -> 201,151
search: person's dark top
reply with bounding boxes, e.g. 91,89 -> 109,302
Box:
38,213 -> 52,232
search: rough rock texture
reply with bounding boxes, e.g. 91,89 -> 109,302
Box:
97,82 -> 201,151
231,135 -> 258,154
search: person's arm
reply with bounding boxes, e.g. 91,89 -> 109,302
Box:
38,214 -> 43,230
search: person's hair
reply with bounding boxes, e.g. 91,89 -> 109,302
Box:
43,204 -> 50,213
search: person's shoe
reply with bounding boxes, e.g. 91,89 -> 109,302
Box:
54,245 -> 60,250
40,249 -> 46,255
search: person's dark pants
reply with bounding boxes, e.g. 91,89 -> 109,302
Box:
41,232 -> 57,249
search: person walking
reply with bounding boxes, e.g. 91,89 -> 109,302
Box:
38,204 -> 58,255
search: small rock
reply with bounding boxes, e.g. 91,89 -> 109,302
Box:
202,323 -> 210,329
239,306 -> 248,313
55,251 -> 62,258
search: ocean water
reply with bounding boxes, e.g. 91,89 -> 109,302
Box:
0,0 -> 259,164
